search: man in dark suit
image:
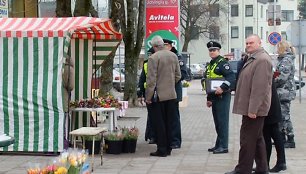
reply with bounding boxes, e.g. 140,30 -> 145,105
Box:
145,35 -> 181,157
164,39 -> 188,149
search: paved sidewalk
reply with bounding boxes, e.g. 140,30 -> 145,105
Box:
0,79 -> 305,174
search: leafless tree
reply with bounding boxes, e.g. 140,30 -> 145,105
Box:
111,0 -> 145,106
180,0 -> 229,52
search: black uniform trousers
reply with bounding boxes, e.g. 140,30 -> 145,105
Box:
263,123 -> 286,166
211,92 -> 231,149
171,101 -> 181,147
150,99 -> 176,154
235,116 -> 268,174
145,104 -> 155,141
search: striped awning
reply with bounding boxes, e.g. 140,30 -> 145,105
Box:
0,17 -> 122,40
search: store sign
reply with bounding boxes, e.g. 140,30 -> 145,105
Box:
0,0 -> 8,17
145,0 -> 180,54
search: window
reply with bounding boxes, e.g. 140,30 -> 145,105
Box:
191,26 -> 200,40
268,0 -> 278,2
209,25 -> 220,40
245,27 -> 253,38
245,5 -> 253,17
210,4 -> 219,17
281,31 -> 287,40
260,27 -> 263,39
231,48 -> 235,53
231,26 -> 239,38
282,10 -> 294,22
260,5 -> 263,18
231,5 -> 238,17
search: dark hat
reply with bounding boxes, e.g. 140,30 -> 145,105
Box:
207,41 -> 221,50
163,39 -> 173,45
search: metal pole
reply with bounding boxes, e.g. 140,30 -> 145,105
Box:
298,18 -> 302,103
273,0 -> 277,54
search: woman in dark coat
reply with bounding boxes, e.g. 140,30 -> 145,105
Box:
263,78 -> 287,172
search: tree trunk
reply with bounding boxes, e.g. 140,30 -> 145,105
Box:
56,0 -> 72,17
74,0 -> 98,17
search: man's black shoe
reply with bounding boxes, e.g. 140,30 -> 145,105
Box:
148,139 -> 156,144
170,144 -> 180,149
251,171 -> 269,174
269,163 -> 286,172
213,147 -> 228,154
208,146 -> 216,152
150,151 -> 167,157
224,171 -> 240,174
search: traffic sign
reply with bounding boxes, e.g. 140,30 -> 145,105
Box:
268,32 -> 282,45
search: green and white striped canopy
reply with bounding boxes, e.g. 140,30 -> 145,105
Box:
0,17 -> 122,152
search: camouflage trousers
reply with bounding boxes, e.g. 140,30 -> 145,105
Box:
280,101 -> 294,136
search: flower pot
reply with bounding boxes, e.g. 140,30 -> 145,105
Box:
104,139 -> 123,154
84,140 -> 101,154
122,139 -> 137,153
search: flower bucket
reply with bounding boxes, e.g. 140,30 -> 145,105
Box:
182,87 -> 188,97
84,140 -> 101,154
105,139 -> 123,154
122,139 -> 137,153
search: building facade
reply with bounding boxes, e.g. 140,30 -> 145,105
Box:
186,0 -> 299,63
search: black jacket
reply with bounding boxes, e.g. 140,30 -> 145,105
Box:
265,79 -> 282,124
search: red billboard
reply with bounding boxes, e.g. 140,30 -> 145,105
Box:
145,0 -> 180,53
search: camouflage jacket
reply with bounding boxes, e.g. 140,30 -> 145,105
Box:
275,52 -> 296,101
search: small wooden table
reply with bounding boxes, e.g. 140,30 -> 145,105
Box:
69,127 -> 107,171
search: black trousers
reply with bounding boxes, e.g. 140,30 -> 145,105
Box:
145,104 -> 155,141
235,116 -> 268,174
263,122 -> 286,166
171,101 -> 182,147
150,99 -> 176,153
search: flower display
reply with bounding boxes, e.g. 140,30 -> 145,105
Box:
70,95 -> 122,109
182,80 -> 190,88
104,131 -> 125,141
122,127 -> 139,140
27,148 -> 89,174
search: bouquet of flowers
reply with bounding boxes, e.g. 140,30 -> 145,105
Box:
182,80 -> 190,88
104,131 -> 125,141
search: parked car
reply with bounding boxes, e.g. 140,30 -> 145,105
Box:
187,64 -> 204,79
113,69 -> 125,91
294,76 -> 305,90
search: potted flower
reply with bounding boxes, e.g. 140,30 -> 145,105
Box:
103,131 -> 124,154
83,134 -> 102,155
122,127 -> 139,153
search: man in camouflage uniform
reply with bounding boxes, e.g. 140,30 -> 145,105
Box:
275,41 -> 296,148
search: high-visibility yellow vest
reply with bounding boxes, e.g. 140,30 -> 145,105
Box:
144,62 -> 148,89
206,58 -> 224,79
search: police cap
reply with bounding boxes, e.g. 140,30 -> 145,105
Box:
207,41 -> 221,50
163,39 -> 173,45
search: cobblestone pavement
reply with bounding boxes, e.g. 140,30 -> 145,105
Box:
0,78 -> 306,174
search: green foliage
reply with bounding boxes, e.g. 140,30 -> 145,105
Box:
122,127 -> 139,140
104,131 -> 125,141
83,134 -> 102,141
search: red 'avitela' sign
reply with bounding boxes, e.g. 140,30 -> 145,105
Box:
145,0 -> 180,52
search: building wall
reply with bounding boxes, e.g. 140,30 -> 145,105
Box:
185,0 -> 299,64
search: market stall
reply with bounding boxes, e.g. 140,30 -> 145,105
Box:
0,17 -> 122,152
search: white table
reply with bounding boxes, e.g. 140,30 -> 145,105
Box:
71,107 -> 117,131
70,127 -> 107,171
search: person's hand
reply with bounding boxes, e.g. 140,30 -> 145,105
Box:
214,87 -> 223,95
206,101 -> 212,107
146,100 -> 152,105
138,97 -> 145,105
248,113 -> 257,119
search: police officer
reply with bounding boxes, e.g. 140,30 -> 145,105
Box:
163,39 -> 188,148
137,49 -> 156,144
205,41 -> 235,154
